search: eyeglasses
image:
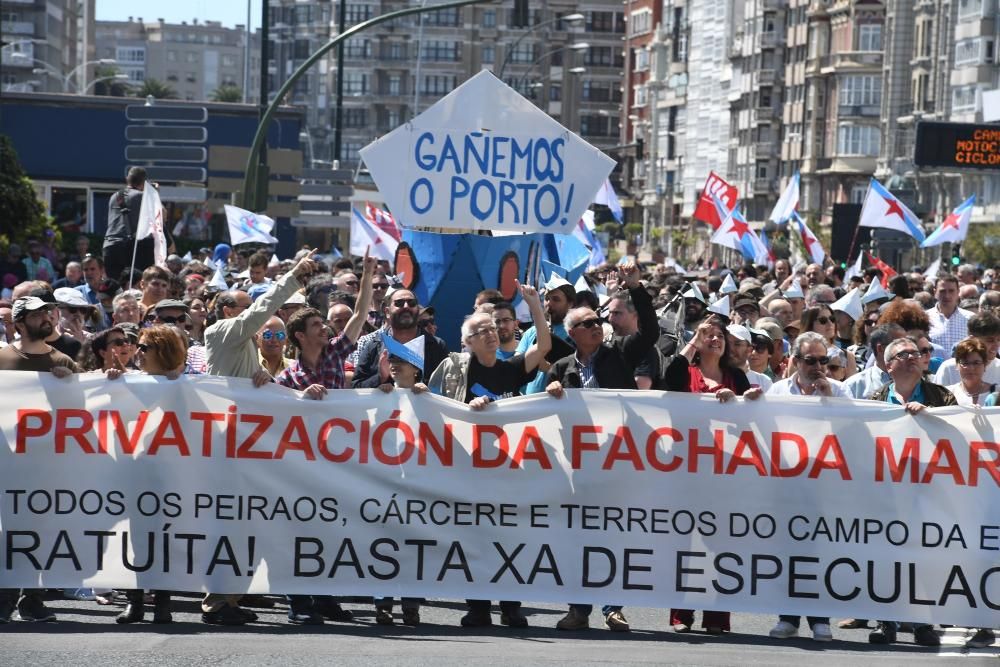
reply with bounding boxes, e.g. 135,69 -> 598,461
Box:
261,330 -> 287,341
108,338 -> 128,347
469,325 -> 497,337
891,350 -> 921,361
958,358 -> 985,368
572,318 -> 602,330
494,316 -> 516,325
393,298 -> 419,308
157,314 -> 187,325
814,316 -> 833,325
796,355 -> 829,366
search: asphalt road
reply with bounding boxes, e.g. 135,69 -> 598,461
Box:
2,595 -> 996,666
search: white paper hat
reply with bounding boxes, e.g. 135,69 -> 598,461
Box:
830,287 -> 863,321
381,332 -> 425,373
543,273 -> 573,292
719,273 -> 738,295
783,280 -> 804,300
707,294 -> 731,318
725,323 -> 751,342
861,279 -> 893,305
682,283 -> 706,303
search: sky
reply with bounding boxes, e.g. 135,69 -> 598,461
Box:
96,0 -> 262,30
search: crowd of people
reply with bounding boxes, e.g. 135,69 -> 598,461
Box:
0,177 -> 997,648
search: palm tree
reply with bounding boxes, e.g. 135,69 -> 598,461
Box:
134,78 -> 178,100
91,65 -> 131,97
210,85 -> 242,103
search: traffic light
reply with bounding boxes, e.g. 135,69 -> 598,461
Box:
952,243 -> 962,265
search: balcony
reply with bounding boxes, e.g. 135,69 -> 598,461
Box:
838,104 -> 881,117
823,51 -> 881,72
1,20 -> 35,35
1,50 -> 33,67
753,178 -> 771,194
758,32 -> 778,49
754,69 -> 776,87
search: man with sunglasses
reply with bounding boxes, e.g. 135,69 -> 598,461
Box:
368,274 -> 392,330
544,262 -> 655,633
765,331 -> 845,643
255,316 -> 289,377
843,324 -> 906,399
866,337 -> 955,648
152,299 -> 206,375
353,288 -> 449,388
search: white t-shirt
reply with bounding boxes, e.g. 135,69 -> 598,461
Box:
767,375 -> 849,398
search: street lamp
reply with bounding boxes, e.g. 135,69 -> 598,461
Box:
514,42 -> 589,89
497,12 -> 585,80
14,54 -> 118,92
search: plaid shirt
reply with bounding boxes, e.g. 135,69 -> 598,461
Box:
276,332 -> 356,390
927,306 -> 973,354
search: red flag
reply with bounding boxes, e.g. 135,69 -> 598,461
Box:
865,251 -> 897,287
694,172 -> 738,229
365,203 -> 402,242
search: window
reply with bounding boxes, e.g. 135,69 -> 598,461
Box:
343,72 -> 368,96
345,39 -> 371,59
345,5 -> 374,25
952,85 -> 978,110
481,45 -> 495,64
958,0 -> 989,20
387,74 -> 401,96
858,25 -> 882,52
424,8 -> 459,26
509,41 -> 535,64
167,50 -> 177,62
421,75 -> 456,95
585,46 -> 623,67
116,47 -> 145,64
634,85 -> 648,107
634,48 -> 650,71
630,9 -> 652,36
483,10 -> 496,28
185,52 -> 197,63
850,184 -> 868,204
839,75 -> 881,106
955,37 -> 995,66
550,83 -> 561,101
341,141 -> 362,162
342,108 -> 368,128
588,11 -> 624,33
421,40 -> 459,62
837,125 -> 880,155
222,54 -> 237,68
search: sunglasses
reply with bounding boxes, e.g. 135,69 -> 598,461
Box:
373,283 -> 390,290
393,298 -> 419,308
136,342 -> 149,352
261,330 -> 287,341
814,316 -> 833,325
573,318 -> 602,330
797,355 -> 829,366
864,320 -> 878,326
892,350 -> 921,361
918,347 -> 934,356
157,314 -> 188,325
62,306 -> 90,315
419,318 -> 435,326
752,343 -> 770,352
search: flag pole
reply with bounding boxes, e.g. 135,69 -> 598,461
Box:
127,225 -> 141,291
846,180 -> 873,265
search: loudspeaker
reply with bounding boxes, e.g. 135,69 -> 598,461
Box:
830,203 -> 868,263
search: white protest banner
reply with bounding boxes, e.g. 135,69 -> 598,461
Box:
1,372 -> 997,626
359,71 -> 616,235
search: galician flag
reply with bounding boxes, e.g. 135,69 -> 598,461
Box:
858,178 -> 925,242
710,194 -> 769,263
792,210 -> 825,264
769,172 -> 800,225
593,178 -> 624,223
364,203 -> 402,241
572,210 -> 606,268
351,206 -> 398,262
921,195 -> 975,247
224,205 -> 279,245
137,184 -> 168,267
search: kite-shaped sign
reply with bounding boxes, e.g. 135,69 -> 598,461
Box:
360,70 -> 616,234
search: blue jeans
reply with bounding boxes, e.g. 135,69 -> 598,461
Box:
570,604 -> 622,616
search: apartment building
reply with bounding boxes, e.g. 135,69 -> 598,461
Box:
94,17 -> 261,103
1,0 -> 94,94
622,1 -> 662,227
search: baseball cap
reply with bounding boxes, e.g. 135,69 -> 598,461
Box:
283,291 -> 306,306
53,287 -> 91,308
152,299 -> 189,312
733,294 -> 758,312
12,296 -> 54,321
725,323 -> 752,343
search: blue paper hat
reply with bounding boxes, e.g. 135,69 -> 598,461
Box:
380,331 -> 425,373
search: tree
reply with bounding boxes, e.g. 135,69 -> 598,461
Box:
91,65 -> 131,97
600,221 -> 622,241
960,222 -> 1000,266
0,135 -> 59,251
210,85 -> 242,102
134,78 -> 178,100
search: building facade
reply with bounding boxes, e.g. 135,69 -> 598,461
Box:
1,0 -> 95,94
94,17 -> 261,103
